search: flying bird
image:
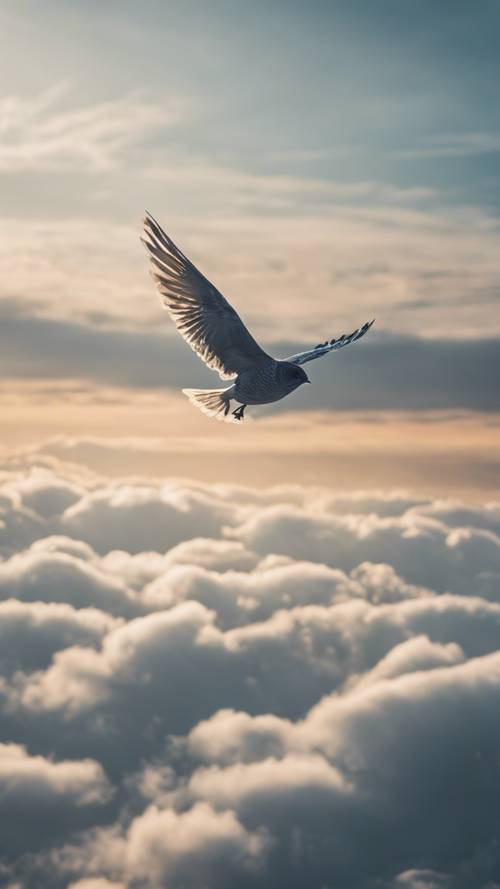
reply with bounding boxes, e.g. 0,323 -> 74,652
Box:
141,212 -> 374,422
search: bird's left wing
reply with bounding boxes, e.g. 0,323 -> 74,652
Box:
284,319 -> 375,366
142,212 -> 272,380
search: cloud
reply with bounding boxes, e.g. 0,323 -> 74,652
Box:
68,881 -> 126,889
0,742 -> 111,807
0,461 -> 500,886
0,598 -> 118,675
2,173 -> 500,343
396,131 -> 500,159
409,500 -> 500,536
144,159 -> 437,212
0,543 -> 141,617
0,492 -> 46,556
1,303 -> 500,413
188,753 -> 350,810
347,634 -> 465,689
0,218 -> 148,329
229,501 -> 500,599
1,466 -> 84,517
0,85 -> 179,173
56,639 -> 500,889
0,742 -> 112,856
122,802 -> 268,888
174,653 -> 500,888
60,802 -> 268,889
141,555 -> 430,630
394,870 -> 451,889
187,710 -> 295,766
60,481 -> 237,554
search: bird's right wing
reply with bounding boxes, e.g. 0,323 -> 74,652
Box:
142,213 -> 272,380
284,319 -> 374,366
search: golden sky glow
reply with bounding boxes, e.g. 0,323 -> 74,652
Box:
1,381 -> 498,496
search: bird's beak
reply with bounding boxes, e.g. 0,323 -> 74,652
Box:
306,377 -> 311,384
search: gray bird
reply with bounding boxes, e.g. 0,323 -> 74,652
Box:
141,212 -> 374,422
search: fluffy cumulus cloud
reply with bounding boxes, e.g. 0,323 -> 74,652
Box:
0,742 -> 112,856
1,461 -> 500,888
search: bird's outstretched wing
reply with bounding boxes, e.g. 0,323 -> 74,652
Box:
141,212 -> 272,380
284,319 -> 375,366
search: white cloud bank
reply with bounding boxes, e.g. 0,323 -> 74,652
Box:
0,460 -> 499,888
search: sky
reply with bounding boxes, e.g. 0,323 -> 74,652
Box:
0,0 -> 499,493
1,3 -> 500,888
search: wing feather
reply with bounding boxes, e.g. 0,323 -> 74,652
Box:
141,213 -> 271,380
284,319 -> 375,366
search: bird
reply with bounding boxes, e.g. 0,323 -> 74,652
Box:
141,212 -> 374,423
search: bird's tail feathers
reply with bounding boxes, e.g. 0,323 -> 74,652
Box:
182,387 -> 237,423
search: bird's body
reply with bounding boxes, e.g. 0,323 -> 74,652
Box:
234,361 -> 308,405
183,360 -> 308,422
141,213 -> 374,422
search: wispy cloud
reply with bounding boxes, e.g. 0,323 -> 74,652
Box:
0,84 -> 184,172
1,193 -> 499,340
144,161 -> 436,209
396,131 -> 500,159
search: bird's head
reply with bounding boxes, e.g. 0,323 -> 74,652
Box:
289,364 -> 310,387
